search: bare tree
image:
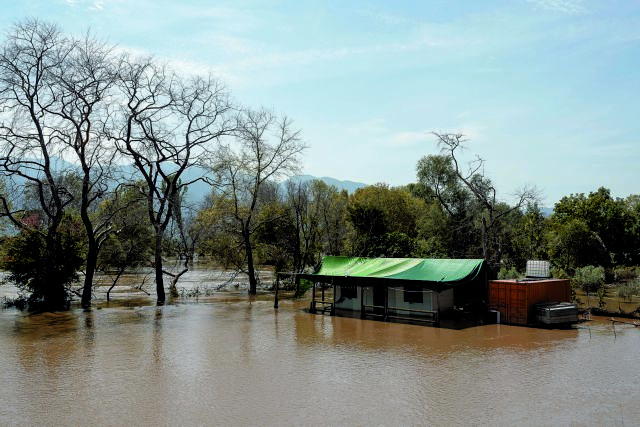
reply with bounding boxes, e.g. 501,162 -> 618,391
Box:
285,180 -> 313,272
310,180 -> 349,257
212,108 -> 305,294
50,31 -> 118,307
164,185 -> 202,296
0,20 -> 79,309
108,56 -> 235,303
432,132 -> 540,266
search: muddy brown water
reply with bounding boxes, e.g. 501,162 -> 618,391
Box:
1,268 -> 639,426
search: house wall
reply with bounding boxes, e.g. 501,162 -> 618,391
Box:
334,285 -> 454,314
334,285 -> 362,311
387,287 -> 454,312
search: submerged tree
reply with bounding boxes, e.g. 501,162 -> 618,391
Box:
0,20 -> 80,309
210,108 -> 304,294
54,31 -> 118,307
0,19 -> 128,308
107,57 -> 236,303
95,183 -> 154,300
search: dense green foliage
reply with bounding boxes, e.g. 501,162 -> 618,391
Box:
0,214 -> 85,310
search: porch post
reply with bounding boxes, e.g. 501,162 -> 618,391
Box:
384,283 -> 389,321
274,275 -> 279,309
436,287 -> 441,326
310,280 -> 316,313
331,278 -> 336,316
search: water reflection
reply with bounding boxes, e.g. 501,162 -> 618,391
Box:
0,301 -> 638,426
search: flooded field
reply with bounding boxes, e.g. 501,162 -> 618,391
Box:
1,295 -> 639,426
1,265 -> 639,426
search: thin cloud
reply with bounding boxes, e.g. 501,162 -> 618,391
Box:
64,0 -> 107,11
527,0 -> 587,14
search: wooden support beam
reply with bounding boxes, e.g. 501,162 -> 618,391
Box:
332,280 -> 336,316
310,281 -> 316,313
274,277 -> 279,309
384,285 -> 389,321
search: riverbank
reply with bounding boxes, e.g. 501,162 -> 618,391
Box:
574,288 -> 640,319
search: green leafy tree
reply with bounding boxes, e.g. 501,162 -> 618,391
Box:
548,219 -> 608,272
414,199 -> 451,258
0,213 -> 84,310
424,133 -> 539,268
553,188 -> 637,266
310,180 -> 348,257
617,279 -> 640,303
514,204 -> 549,262
363,231 -> 417,258
573,265 -> 605,308
346,184 -> 418,256
253,198 -> 297,273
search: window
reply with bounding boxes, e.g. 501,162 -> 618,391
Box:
341,285 -> 357,299
403,285 -> 423,304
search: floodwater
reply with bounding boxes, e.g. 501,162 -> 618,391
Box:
1,273 -> 640,426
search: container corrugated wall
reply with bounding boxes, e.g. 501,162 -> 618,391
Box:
488,279 -> 571,326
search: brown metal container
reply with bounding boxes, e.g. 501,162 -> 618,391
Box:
488,279 -> 571,326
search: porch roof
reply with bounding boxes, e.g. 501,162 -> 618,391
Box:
299,256 -> 486,289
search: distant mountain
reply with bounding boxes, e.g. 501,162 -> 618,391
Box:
288,175 -> 367,194
179,170 -> 368,205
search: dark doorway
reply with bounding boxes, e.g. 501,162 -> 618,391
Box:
373,286 -> 386,315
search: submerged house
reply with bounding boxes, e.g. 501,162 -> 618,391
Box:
298,256 -> 490,326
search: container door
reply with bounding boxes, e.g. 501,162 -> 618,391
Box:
507,284 -> 528,325
489,282 -> 508,321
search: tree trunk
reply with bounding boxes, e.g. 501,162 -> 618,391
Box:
245,228 -> 257,295
80,165 -> 96,307
169,257 -> 189,297
481,217 -> 488,261
82,238 -> 98,307
155,230 -> 166,303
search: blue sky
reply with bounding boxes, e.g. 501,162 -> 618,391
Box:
2,0 -> 639,206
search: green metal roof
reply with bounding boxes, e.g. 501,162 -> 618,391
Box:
300,256 -> 486,288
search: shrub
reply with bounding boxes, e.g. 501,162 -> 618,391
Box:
573,265 -> 605,307
0,214 -> 84,311
573,265 -> 605,294
617,279 -> 640,303
597,286 -> 606,308
614,266 -> 638,282
551,267 -> 570,279
295,278 -> 313,299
